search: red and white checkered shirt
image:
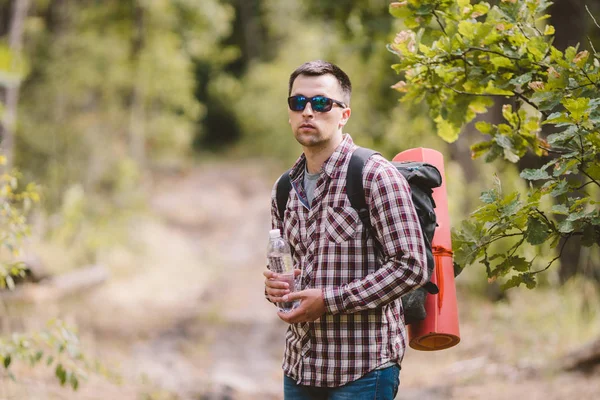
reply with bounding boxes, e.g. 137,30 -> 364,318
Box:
270,134 -> 428,388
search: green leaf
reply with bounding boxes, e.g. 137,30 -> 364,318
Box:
510,73 -> 532,86
434,115 -> 461,143
490,254 -> 516,278
553,159 -> 579,177
547,126 -> 577,145
544,112 -> 572,125
530,91 -> 562,111
414,3 -> 435,16
55,364 -> 67,386
471,141 -> 493,159
483,80 -> 513,96
502,275 -> 523,290
473,3 -> 491,17
475,121 -> 493,134
565,46 -> 577,62
490,56 -> 513,69
495,135 -> 520,162
558,219 -> 575,234
389,2 -> 411,19
500,192 -> 522,217
458,21 -> 477,40
563,98 -> 591,122
520,168 -> 550,180
509,256 -> 530,272
551,204 -> 569,215
544,25 -> 555,35
567,209 -> 593,222
33,351 -> 43,364
551,180 -> 570,197
522,273 -> 537,289
469,96 -> 493,114
4,355 -> 11,369
480,189 -> 498,204
526,36 -> 548,61
525,216 -> 550,245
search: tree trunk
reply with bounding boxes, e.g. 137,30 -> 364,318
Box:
548,0 -> 597,283
0,0 -> 30,170
129,1 -> 146,167
238,0 -> 263,64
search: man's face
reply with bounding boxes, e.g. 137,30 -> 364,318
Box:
288,74 -> 351,149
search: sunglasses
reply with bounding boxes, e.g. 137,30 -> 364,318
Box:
288,95 -> 347,112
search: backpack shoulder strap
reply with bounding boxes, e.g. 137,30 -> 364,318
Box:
346,147 -> 377,227
275,169 -> 292,221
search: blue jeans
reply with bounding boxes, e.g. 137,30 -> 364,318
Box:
283,365 -> 400,400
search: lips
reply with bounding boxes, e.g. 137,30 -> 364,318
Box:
300,123 -> 315,129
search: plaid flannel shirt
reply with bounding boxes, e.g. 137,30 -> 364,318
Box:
270,134 -> 427,388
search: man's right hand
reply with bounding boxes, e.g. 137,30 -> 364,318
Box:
264,269 -> 301,303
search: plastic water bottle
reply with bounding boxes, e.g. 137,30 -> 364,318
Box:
267,229 -> 299,312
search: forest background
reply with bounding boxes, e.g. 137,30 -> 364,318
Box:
0,0 -> 599,399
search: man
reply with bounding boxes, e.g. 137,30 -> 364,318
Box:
264,60 -> 428,399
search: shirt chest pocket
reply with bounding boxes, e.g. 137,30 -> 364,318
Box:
284,210 -> 304,251
324,206 -> 361,243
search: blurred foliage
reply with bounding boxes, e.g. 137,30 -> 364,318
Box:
0,0 -> 236,270
0,320 -> 100,391
0,142 -> 96,390
218,0 -> 446,165
15,0 -> 234,208
0,155 -> 39,289
389,0 -> 600,289
0,0 -> 596,301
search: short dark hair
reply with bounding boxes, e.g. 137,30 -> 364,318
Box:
288,60 -> 352,105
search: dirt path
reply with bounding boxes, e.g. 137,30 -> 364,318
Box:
94,160 -> 600,400
4,160 -> 599,399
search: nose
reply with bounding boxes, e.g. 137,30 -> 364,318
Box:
302,102 -> 314,117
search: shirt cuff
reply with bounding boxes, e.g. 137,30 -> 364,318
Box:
322,286 -> 345,314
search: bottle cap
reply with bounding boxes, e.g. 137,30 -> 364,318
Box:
269,229 -> 281,239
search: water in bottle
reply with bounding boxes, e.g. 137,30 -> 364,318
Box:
267,229 -> 299,312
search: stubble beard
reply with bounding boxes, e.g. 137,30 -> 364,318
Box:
294,130 -> 326,148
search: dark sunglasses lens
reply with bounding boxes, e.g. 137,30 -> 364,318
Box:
289,96 -> 307,111
311,96 -> 332,112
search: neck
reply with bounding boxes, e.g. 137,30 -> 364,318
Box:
303,132 -> 344,174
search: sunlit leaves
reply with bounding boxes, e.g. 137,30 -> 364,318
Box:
0,320 -> 92,391
390,0 -> 600,290
0,169 -> 93,390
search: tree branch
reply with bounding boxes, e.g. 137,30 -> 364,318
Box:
443,84 -> 513,98
532,234 -> 571,275
432,10 -> 447,36
580,168 -> 600,188
586,5 -> 600,29
533,208 -> 558,234
516,92 -> 549,118
574,180 -> 596,191
464,47 -> 523,61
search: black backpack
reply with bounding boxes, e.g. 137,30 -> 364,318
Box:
276,147 -> 442,325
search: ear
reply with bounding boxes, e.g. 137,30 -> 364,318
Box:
338,107 -> 351,128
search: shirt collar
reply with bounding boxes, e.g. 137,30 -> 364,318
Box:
289,134 -> 355,181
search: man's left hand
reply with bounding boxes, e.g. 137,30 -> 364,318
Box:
277,289 -> 326,324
